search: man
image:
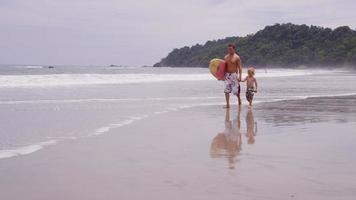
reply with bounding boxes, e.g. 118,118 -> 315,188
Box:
223,43 -> 242,108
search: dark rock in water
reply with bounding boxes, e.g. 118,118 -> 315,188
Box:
109,64 -> 119,67
48,66 -> 54,69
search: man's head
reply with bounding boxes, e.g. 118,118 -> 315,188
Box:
227,43 -> 236,55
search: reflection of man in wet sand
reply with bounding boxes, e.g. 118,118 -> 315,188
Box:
210,107 -> 242,169
245,109 -> 257,144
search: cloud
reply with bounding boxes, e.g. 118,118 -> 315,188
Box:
0,0 -> 355,66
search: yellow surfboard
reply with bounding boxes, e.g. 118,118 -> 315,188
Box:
209,58 -> 226,80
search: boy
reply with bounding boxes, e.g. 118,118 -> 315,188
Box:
241,67 -> 258,108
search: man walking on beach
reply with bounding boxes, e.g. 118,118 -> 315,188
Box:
224,43 -> 242,108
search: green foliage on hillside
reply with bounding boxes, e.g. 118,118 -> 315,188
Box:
154,23 -> 356,68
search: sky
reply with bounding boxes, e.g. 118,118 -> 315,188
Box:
1,0 -> 356,66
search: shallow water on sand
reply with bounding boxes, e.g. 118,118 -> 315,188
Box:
1,65 -> 356,199
0,66 -> 355,159
1,95 -> 356,200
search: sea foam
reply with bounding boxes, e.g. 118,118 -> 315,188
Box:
89,115 -> 149,136
0,140 -> 56,159
0,69 -> 330,88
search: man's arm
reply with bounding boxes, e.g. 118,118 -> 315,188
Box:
236,57 -> 242,81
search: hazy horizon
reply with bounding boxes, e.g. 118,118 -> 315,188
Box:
1,0 -> 356,66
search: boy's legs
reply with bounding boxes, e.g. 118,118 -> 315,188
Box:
249,96 -> 254,108
246,90 -> 253,108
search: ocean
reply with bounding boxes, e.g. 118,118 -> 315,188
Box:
0,65 -> 356,159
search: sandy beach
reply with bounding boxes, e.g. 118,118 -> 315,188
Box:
2,1 -> 356,199
1,95 -> 356,200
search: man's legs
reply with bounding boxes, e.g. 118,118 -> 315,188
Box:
224,92 -> 230,108
224,74 -> 232,109
236,85 -> 241,105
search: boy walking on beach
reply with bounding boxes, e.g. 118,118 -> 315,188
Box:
241,67 -> 258,108
224,44 -> 242,108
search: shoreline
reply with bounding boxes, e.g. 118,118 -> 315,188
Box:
152,65 -> 356,70
1,94 -> 356,161
1,94 -> 356,199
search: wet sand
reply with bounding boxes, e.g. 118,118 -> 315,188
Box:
1,96 -> 356,200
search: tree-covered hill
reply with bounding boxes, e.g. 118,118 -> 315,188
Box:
154,23 -> 356,68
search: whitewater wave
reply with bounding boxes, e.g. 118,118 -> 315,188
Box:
14,65 -> 45,69
89,115 -> 149,136
0,140 -> 56,159
0,96 -> 221,105
0,69 -> 332,88
0,74 -> 212,88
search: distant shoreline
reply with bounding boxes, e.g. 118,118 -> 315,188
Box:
154,23 -> 356,68
1,64 -> 355,71
153,64 -> 356,70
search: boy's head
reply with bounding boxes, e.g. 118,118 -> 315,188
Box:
247,66 -> 255,76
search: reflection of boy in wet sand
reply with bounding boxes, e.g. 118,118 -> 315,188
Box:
210,107 -> 242,169
245,109 -> 257,144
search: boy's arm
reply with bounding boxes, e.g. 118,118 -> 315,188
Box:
240,76 -> 247,82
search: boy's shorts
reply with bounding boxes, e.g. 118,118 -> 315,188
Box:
224,73 -> 240,95
246,88 -> 255,101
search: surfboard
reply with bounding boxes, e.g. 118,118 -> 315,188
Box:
209,58 -> 226,80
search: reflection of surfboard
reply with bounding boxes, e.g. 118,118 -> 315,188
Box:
209,58 -> 226,80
